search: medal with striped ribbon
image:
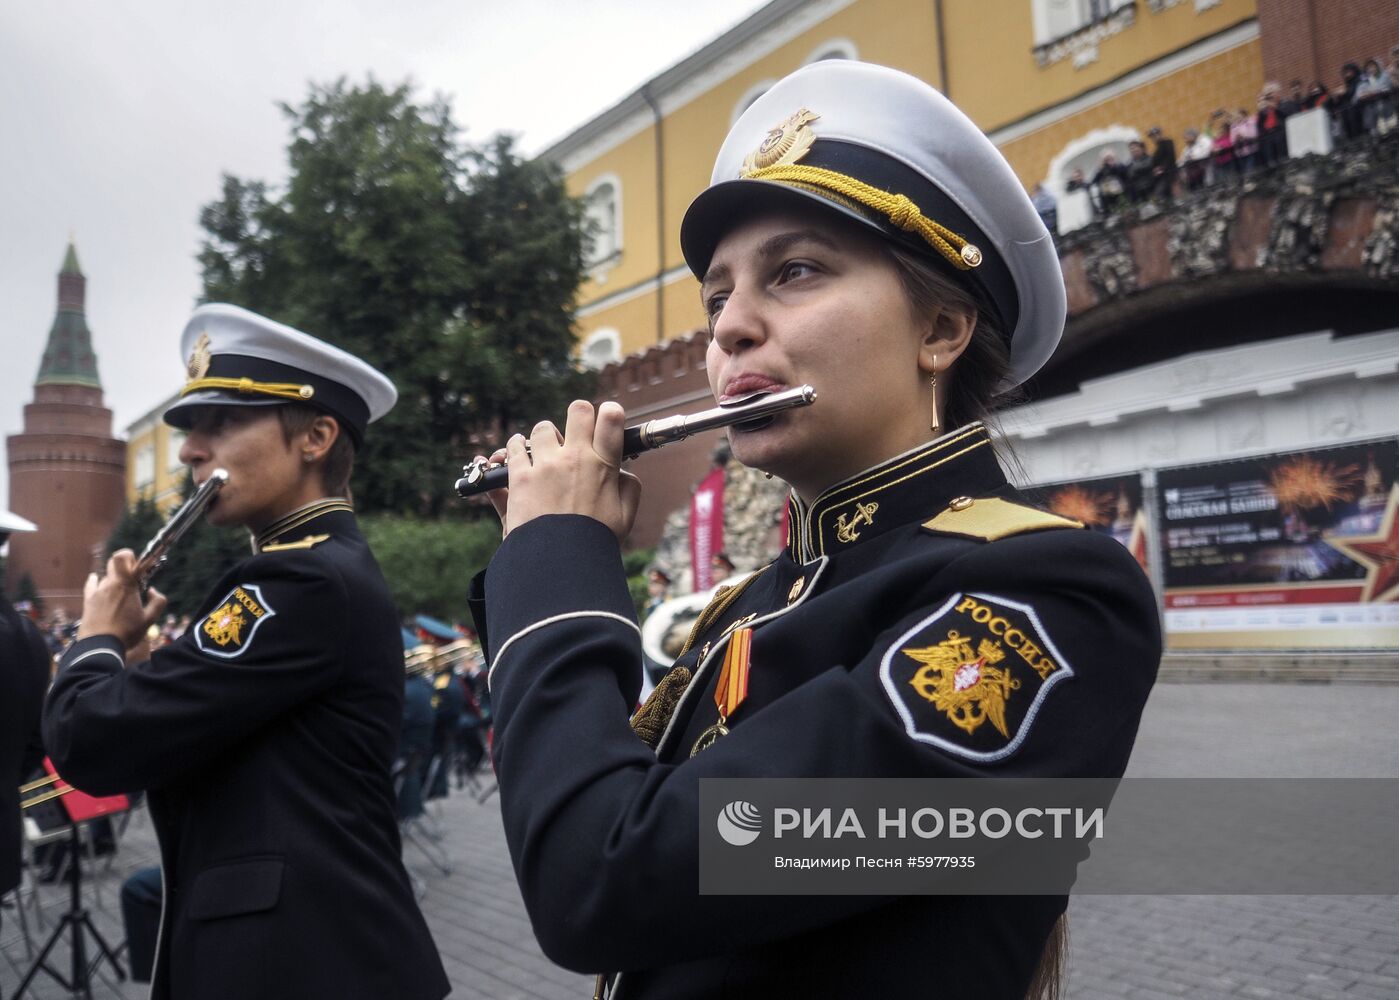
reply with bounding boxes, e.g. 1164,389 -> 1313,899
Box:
690,627 -> 752,757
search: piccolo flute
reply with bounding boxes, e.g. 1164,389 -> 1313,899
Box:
455,385 -> 817,498
134,469 -> 229,586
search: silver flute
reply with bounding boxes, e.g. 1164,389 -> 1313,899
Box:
134,469 -> 229,586
455,385 -> 817,498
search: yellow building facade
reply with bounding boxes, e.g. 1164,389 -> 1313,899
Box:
125,391 -> 186,513
544,0 -> 1264,362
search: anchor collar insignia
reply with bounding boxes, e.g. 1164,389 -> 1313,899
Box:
784,423 -> 1004,563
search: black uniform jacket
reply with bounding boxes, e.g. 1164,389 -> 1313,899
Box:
2,595 -> 50,896
44,502 -> 449,1000
473,424 -> 1162,1000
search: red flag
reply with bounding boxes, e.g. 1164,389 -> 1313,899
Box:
689,466 -> 726,592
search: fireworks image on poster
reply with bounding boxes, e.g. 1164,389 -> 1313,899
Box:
1156,439 -> 1399,648
1037,475 -> 1148,571
1268,455 -> 1361,516
1042,484 -> 1114,527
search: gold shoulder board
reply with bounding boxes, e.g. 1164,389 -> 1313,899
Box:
922,497 -> 1083,542
260,533 -> 331,553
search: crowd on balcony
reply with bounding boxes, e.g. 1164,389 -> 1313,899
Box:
1032,45 -> 1397,234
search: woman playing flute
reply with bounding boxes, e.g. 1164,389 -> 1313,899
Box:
471,60 -> 1160,1000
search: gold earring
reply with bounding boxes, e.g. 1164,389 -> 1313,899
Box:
929,356 -> 940,437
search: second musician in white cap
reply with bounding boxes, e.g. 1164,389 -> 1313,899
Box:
44,304 -> 448,1000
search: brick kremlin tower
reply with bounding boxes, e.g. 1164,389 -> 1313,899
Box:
5,241 -> 126,615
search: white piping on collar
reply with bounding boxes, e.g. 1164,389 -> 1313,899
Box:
789,422 -> 987,515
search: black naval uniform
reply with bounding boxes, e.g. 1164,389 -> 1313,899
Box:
473,424 -> 1161,1000
2,592 -> 50,905
44,500 -> 449,1000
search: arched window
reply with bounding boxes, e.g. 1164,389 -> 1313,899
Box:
1045,125 -> 1142,194
803,38 -> 858,63
733,42 -> 857,123
1031,0 -> 1132,44
1042,125 -> 1142,233
731,80 -> 776,126
166,429 -> 186,473
580,328 -> 622,371
584,175 -> 622,268
135,444 -> 155,490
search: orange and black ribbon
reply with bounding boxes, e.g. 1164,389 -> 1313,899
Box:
714,627 -> 752,722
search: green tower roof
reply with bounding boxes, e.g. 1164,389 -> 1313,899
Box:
61,241 -> 82,275
36,241 -> 102,389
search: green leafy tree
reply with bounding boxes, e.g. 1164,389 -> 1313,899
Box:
106,494 -> 165,557
623,547 -> 656,617
360,514 -> 501,628
198,78 -> 593,517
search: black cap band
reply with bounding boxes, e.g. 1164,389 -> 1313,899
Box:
166,354 -> 370,446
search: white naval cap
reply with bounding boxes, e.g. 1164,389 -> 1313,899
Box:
0,509 -> 38,534
679,60 -> 1066,389
163,304 -> 397,447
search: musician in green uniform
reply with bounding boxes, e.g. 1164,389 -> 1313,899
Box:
44,305 -> 448,1000
471,61 -> 1161,998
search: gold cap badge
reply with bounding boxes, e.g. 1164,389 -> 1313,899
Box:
741,109 -> 820,177
187,331 -> 212,382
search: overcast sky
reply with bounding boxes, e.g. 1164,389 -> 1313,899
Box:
0,0 -> 768,507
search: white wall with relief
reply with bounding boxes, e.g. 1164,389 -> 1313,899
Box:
999,328 -> 1399,652
999,328 -> 1399,486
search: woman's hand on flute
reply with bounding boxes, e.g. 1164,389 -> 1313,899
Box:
76,549 -> 168,652
486,400 -> 641,541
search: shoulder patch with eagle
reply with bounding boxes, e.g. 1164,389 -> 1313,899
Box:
195,584 -> 277,660
878,591 -> 1074,762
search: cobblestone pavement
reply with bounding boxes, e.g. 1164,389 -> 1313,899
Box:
4,683 -> 1397,999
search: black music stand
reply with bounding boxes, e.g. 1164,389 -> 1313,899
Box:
10,816 -> 127,999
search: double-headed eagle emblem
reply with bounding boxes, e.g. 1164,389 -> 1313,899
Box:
903,629 -> 1020,737
202,599 -> 248,648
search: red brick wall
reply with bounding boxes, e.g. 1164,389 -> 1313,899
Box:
596,330 -> 727,550
5,383 -> 127,614
6,435 -> 127,615
1257,0 -> 1399,88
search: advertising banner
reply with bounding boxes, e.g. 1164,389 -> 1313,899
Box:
1035,473 -> 1149,573
689,466 -> 725,593
1156,439 -> 1399,650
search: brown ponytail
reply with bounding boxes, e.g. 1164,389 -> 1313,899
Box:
1024,913 -> 1069,1000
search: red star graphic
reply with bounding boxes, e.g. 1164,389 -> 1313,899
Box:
1328,485 -> 1399,603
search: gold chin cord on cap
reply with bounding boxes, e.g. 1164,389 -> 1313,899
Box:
181,376 -> 315,402
741,164 -> 983,272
